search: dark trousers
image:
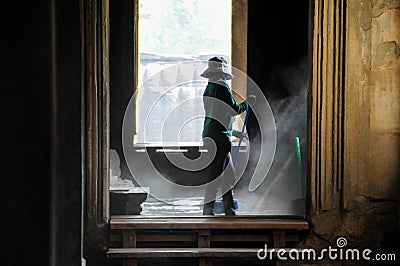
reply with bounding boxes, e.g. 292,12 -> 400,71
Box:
202,138 -> 236,215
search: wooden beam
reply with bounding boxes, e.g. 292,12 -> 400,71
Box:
107,248 -> 266,258
198,230 -> 211,248
110,217 -> 309,230
122,230 -> 137,248
273,230 -> 286,248
83,0 -> 110,264
110,233 -> 299,242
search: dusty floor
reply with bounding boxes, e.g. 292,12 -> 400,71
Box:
141,196 -> 305,217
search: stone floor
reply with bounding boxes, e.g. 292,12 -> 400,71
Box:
140,196 -> 305,217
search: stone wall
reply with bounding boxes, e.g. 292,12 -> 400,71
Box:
298,0 -> 400,260
369,0 -> 400,199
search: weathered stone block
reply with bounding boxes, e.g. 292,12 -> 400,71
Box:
373,41 -> 400,68
369,133 -> 400,199
372,0 -> 400,18
371,10 -> 400,55
370,70 -> 400,131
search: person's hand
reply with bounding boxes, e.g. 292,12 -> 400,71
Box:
248,95 -> 256,106
232,130 -> 248,140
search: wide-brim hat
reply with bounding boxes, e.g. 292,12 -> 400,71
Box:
200,56 -> 234,80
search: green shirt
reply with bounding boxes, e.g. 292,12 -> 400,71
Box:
202,80 -> 248,143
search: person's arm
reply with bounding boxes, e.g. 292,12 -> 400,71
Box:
218,84 -> 248,115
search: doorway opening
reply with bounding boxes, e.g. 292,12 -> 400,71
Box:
109,0 -> 309,217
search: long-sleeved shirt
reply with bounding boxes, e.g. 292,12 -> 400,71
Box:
202,79 -> 248,143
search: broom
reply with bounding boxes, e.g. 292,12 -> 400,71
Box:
291,136 -> 305,215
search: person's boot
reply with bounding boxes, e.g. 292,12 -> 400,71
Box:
222,191 -> 236,216
203,200 -> 215,215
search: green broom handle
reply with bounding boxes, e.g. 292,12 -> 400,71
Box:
295,137 -> 304,198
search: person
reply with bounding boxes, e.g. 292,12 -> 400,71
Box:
200,56 -> 255,215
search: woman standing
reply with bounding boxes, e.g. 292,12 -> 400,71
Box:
200,56 -> 254,215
